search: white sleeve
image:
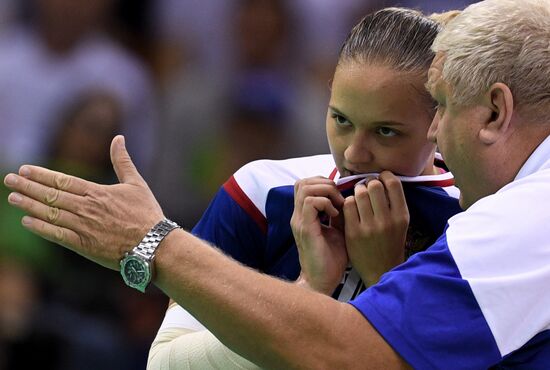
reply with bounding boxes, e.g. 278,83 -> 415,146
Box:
147,305 -> 262,370
158,304 -> 206,332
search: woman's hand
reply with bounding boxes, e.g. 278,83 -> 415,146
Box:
291,176 -> 347,295
3,136 -> 164,270
343,172 -> 409,287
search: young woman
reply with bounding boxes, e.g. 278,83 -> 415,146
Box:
148,8 -> 461,369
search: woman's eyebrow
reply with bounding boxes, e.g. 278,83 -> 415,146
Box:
327,106 -> 352,121
328,105 -> 345,115
371,120 -> 406,127
329,106 -> 406,127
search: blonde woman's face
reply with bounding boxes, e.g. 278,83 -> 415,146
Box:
327,62 -> 437,177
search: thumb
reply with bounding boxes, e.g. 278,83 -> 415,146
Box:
110,135 -> 145,185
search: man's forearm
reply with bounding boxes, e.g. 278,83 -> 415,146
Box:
2,139 -> 407,369
153,229 -> 406,369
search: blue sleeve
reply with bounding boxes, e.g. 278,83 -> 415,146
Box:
192,187 -> 266,269
350,233 -> 502,370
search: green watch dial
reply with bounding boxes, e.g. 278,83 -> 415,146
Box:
121,255 -> 151,293
120,218 -> 181,293
124,259 -> 148,283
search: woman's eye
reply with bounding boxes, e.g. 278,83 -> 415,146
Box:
332,113 -> 351,127
377,127 -> 397,137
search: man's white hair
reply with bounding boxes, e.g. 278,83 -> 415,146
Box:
432,0 -> 550,116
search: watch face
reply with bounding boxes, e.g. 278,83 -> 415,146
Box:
125,259 -> 147,283
121,255 -> 151,292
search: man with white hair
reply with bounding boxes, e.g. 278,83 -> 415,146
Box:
4,0 -> 550,368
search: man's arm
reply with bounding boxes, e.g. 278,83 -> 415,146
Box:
4,135 -> 408,369
154,227 -> 407,369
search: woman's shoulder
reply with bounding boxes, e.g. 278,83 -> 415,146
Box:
233,154 -> 336,190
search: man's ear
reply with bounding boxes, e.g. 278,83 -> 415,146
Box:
479,82 -> 514,144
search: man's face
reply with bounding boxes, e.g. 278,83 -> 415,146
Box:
427,53 -> 491,209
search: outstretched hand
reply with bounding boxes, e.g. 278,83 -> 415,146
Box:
4,135 -> 164,270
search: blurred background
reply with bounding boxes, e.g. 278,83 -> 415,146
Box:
0,0 -> 477,368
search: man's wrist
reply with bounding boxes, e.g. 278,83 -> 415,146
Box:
120,218 -> 181,292
151,227 -> 185,284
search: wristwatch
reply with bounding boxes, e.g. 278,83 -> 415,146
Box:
120,218 -> 181,293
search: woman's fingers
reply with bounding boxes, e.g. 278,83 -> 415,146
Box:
350,173 -> 407,222
353,183 -> 374,223
379,171 -> 409,216
365,180 -> 390,218
294,177 -> 345,210
302,196 -> 340,224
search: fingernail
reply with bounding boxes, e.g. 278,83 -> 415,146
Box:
22,216 -> 32,226
19,166 -> 30,177
355,175 -> 378,187
8,192 -> 22,204
4,174 -> 17,186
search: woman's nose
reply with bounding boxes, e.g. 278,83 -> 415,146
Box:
344,132 -> 373,165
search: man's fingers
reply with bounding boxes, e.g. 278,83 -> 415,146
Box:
5,174 -> 83,213
8,166 -> 91,196
8,192 -> 80,229
110,135 -> 145,186
20,216 -> 81,250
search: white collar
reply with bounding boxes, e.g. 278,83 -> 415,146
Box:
515,135 -> 550,181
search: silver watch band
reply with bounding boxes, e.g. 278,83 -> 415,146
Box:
134,218 -> 180,260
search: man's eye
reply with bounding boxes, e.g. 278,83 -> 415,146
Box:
377,127 -> 398,137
